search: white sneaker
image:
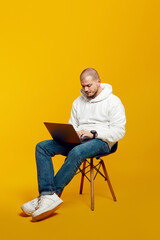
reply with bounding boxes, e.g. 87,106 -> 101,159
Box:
21,197 -> 39,216
32,193 -> 63,221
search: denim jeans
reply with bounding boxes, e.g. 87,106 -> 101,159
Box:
35,139 -> 111,195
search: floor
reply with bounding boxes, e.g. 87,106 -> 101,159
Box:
1,158 -> 159,240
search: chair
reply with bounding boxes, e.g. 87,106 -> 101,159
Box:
76,142 -> 118,211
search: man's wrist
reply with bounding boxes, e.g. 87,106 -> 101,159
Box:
90,130 -> 98,139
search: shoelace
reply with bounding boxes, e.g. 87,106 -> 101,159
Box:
32,198 -> 38,206
29,198 -> 38,210
36,195 -> 55,210
35,196 -> 42,210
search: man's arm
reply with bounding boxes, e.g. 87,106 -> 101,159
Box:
69,102 -> 93,140
69,101 -> 79,130
95,97 -> 126,143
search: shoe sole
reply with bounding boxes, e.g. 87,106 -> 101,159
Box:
32,202 -> 63,221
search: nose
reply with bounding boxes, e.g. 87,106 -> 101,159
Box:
84,87 -> 88,92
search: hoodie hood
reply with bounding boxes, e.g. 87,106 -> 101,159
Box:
80,83 -> 112,103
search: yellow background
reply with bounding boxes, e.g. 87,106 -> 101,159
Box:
0,0 -> 160,239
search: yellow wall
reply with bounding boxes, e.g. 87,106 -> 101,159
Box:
0,0 -> 160,239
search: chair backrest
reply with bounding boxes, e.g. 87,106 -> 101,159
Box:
95,142 -> 118,159
110,142 -> 118,153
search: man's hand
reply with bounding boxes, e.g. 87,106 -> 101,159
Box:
77,130 -> 93,140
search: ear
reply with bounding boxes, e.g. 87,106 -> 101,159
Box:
98,78 -> 101,84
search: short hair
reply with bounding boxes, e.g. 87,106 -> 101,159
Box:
80,68 -> 100,81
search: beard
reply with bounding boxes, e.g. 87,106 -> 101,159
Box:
86,88 -> 98,99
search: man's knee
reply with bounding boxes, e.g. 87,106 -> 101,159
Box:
36,141 -> 44,149
35,140 -> 50,154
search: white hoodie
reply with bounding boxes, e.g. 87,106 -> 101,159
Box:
69,83 -> 126,149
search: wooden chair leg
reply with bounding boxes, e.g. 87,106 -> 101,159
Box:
101,160 -> 117,201
80,160 -> 86,194
90,158 -> 94,210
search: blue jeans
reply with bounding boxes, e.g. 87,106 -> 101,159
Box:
35,139 -> 111,195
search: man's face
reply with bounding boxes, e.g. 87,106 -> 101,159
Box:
80,75 -> 101,99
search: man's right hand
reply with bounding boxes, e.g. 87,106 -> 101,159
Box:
76,130 -> 93,140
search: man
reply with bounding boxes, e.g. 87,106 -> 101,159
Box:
21,68 -> 126,221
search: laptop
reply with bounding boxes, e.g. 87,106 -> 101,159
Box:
44,122 -> 82,144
